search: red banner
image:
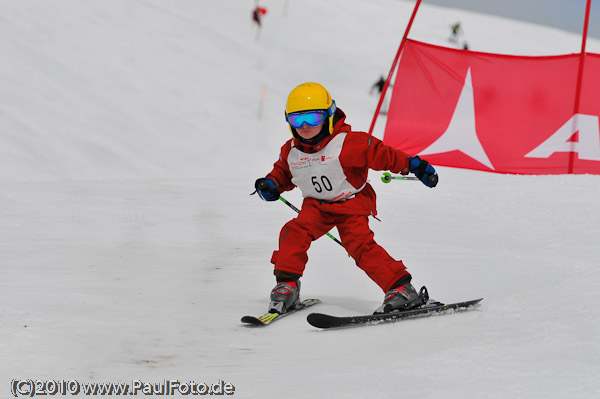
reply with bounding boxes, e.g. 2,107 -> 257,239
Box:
383,39 -> 600,174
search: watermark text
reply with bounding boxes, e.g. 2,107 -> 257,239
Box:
10,379 -> 235,397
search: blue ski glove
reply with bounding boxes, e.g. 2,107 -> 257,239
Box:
254,178 -> 280,201
409,156 -> 438,188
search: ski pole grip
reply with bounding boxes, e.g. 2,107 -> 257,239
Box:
428,174 -> 439,187
257,180 -> 270,190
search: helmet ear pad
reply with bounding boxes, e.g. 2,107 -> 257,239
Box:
327,100 -> 336,134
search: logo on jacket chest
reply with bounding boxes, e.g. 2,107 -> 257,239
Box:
289,155 -> 338,170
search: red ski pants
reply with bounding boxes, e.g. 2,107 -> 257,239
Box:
271,203 -> 410,292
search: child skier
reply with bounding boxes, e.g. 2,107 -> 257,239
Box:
254,82 -> 438,315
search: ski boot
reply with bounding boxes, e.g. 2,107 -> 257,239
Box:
268,280 -> 301,314
373,283 -> 428,314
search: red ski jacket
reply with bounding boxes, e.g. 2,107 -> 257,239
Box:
267,108 -> 411,216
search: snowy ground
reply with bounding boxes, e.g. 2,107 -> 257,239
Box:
1,1 -> 599,398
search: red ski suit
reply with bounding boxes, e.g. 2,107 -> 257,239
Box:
267,109 -> 412,292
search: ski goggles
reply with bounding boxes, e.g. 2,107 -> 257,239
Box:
286,110 -> 328,129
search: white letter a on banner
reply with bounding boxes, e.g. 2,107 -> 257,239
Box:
419,68 -> 494,170
525,114 -> 600,161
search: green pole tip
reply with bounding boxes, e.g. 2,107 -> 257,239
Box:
381,172 -> 392,183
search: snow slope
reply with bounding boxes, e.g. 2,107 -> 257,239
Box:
1,1 -> 599,398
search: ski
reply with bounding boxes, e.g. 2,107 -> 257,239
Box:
241,298 -> 321,326
306,298 -> 483,329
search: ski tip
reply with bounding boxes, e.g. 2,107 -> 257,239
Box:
241,299 -> 321,327
306,312 -> 338,329
241,313 -> 277,326
240,315 -> 264,326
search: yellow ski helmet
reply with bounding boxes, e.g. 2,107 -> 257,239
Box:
285,82 -> 336,135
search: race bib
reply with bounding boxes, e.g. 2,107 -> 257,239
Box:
287,133 -> 362,201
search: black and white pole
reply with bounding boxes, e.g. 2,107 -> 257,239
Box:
381,172 -> 438,186
278,195 -> 348,252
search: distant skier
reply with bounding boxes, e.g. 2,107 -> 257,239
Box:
370,75 -> 385,96
369,75 -> 391,114
252,5 -> 267,27
252,4 -> 268,40
253,82 -> 438,315
449,22 -> 462,42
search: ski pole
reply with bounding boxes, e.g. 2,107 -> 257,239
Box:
278,195 -> 347,250
381,172 -> 419,183
253,180 -> 349,256
381,172 -> 438,186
